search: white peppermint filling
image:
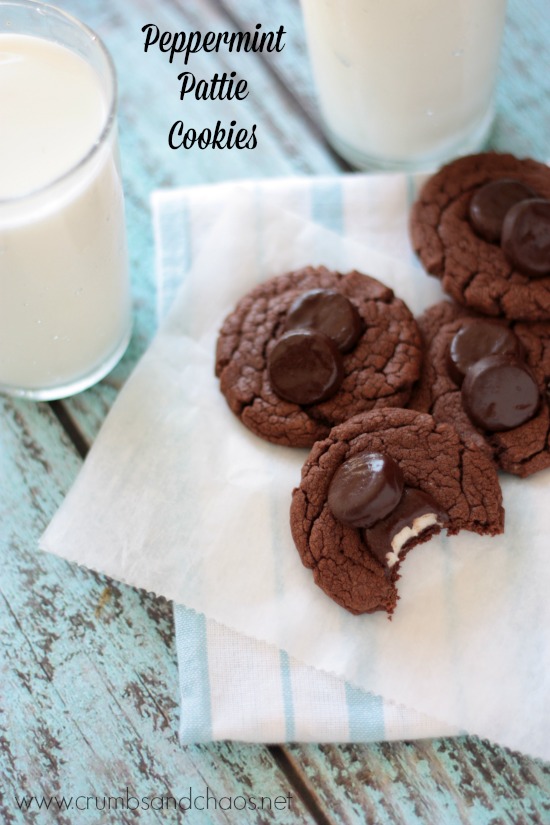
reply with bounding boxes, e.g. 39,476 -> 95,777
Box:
386,513 -> 441,568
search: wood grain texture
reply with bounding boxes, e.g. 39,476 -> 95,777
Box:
1,0 -> 550,822
286,740 -> 550,825
0,395 -> 313,824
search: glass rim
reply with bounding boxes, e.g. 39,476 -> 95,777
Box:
0,0 -> 118,206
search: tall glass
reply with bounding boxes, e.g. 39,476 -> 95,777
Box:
300,0 -> 507,171
0,0 -> 131,399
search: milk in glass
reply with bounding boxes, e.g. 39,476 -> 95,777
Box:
0,30 -> 131,398
300,0 -> 507,169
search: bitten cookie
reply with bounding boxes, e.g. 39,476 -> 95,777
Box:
290,408 -> 504,615
410,152 -> 550,321
216,266 -> 422,447
409,300 -> 550,477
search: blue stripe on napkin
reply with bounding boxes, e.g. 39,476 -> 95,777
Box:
346,684 -> 385,740
279,651 -> 295,741
174,607 -> 212,742
311,179 -> 344,234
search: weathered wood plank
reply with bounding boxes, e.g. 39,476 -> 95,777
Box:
285,740 -> 550,825
0,397 -> 315,824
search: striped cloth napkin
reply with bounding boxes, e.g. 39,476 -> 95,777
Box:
40,173 -> 549,760
153,174 -> 457,745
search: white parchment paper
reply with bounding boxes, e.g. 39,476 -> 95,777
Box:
41,192 -> 550,761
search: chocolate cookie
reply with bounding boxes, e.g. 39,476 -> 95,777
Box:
410,300 -> 550,477
410,153 -> 550,321
290,409 -> 504,615
216,267 -> 423,447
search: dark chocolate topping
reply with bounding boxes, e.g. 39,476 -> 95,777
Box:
469,178 -> 536,243
284,288 -> 363,352
267,329 -> 344,405
363,487 -> 448,570
461,353 -> 540,432
291,407 -> 504,615
501,198 -> 550,278
327,451 -> 404,529
410,153 -> 550,320
447,320 -> 523,385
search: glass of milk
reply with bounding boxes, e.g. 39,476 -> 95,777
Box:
300,0 -> 507,171
0,0 -> 132,399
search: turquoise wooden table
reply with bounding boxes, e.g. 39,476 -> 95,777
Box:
1,1 -> 550,823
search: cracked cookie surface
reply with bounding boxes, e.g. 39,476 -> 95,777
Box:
410,152 -> 550,321
410,300 -> 550,477
215,266 -> 422,447
290,408 -> 504,615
